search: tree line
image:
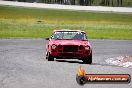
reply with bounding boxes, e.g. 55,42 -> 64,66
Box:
4,0 -> 124,6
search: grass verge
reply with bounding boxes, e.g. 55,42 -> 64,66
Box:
0,5 -> 132,39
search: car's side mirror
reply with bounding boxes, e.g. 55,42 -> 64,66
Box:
45,38 -> 49,40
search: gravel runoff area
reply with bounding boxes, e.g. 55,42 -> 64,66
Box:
0,0 -> 132,13
106,56 -> 132,68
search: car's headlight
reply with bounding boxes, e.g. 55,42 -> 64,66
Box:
85,46 -> 90,50
52,44 -> 56,50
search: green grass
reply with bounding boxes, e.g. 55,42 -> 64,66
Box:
0,5 -> 132,39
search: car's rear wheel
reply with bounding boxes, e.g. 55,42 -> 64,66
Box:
82,51 -> 92,64
46,52 -> 54,61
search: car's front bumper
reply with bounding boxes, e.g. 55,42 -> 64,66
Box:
50,51 -> 91,59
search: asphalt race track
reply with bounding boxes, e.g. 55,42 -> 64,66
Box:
0,39 -> 132,88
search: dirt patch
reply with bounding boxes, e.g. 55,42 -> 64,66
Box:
123,56 -> 132,62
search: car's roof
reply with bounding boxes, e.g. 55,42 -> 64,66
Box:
53,29 -> 85,33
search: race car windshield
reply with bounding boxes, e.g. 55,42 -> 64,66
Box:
51,31 -> 87,40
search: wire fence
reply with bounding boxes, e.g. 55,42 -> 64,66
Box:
4,0 -> 132,7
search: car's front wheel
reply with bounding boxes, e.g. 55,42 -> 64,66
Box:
82,51 -> 92,64
46,52 -> 54,61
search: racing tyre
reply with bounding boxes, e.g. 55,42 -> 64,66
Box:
46,52 -> 54,61
82,51 -> 92,64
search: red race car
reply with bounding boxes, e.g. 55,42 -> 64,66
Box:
46,29 -> 92,64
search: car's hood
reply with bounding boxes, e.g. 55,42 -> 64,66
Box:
50,40 -> 91,46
